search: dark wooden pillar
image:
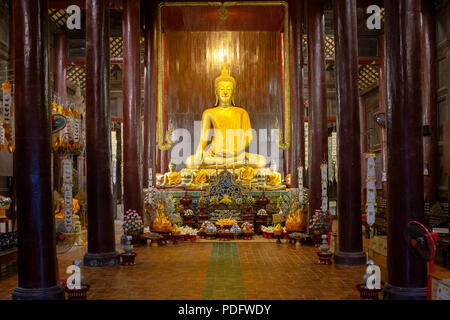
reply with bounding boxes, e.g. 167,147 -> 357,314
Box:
333,0 -> 365,265
289,0 -> 304,187
384,0 -> 427,300
143,0 -> 158,187
359,96 -> 367,206
12,0 -> 64,299
52,34 -> 67,193
306,0 -> 327,218
53,35 -> 67,102
421,0 -> 438,205
122,0 -> 142,215
378,34 -> 388,199
83,0 -> 119,267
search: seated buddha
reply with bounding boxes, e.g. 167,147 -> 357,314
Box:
55,198 -> 81,219
263,161 -> 286,190
162,162 -> 182,186
186,65 -> 266,170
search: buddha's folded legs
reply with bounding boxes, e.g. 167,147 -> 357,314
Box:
186,152 -> 266,169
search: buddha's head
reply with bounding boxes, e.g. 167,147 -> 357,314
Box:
214,65 -> 236,107
169,162 -> 176,172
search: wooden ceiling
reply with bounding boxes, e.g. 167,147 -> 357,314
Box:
46,2 -> 381,94
161,5 -> 285,32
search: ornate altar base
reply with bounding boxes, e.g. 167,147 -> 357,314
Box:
146,188 -> 296,223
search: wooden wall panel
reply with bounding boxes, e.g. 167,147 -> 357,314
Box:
165,31 -> 283,169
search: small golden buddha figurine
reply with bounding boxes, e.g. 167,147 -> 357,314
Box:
194,169 -> 209,185
162,162 -> 182,186
266,161 -> 282,185
263,161 -> 286,190
186,65 -> 266,169
54,198 -> 81,219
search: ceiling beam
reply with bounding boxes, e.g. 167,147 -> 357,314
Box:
49,0 -> 123,10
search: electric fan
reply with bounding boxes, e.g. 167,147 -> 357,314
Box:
55,221 -> 76,254
405,220 -> 439,299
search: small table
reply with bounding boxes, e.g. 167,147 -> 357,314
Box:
154,231 -> 172,245
290,233 -> 308,247
141,233 -> 163,247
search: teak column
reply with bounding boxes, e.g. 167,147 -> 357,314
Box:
333,0 -> 365,266
359,96 -> 367,205
12,0 -> 64,300
306,0 -> 327,218
421,0 -> 438,204
378,35 -> 388,199
52,34 -> 67,193
143,0 -> 158,187
384,0 -> 427,300
122,0 -> 142,215
83,0 -> 119,267
289,0 -> 305,187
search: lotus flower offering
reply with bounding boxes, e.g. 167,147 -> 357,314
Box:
151,212 -> 173,233
172,224 -> 181,235
215,218 -> 236,226
285,209 -> 305,232
273,224 -> 283,235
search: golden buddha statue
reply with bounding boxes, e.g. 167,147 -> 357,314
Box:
266,161 -> 282,185
263,161 -> 286,190
162,162 -> 182,186
194,169 -> 209,185
186,65 -> 266,169
55,198 -> 81,219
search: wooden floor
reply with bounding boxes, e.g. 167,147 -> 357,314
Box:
0,221 -> 449,300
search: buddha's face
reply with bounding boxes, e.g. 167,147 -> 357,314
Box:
169,163 -> 176,172
216,81 -> 234,106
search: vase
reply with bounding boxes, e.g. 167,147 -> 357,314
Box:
123,236 -> 133,254
126,232 -> 142,245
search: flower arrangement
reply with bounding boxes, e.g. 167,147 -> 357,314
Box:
210,196 -> 219,206
179,226 -> 198,236
261,226 -> 274,233
235,197 -> 243,206
298,188 -> 310,210
122,209 -> 144,235
184,209 -> 194,217
146,187 -> 180,225
309,209 -> 332,233
198,196 -> 207,206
